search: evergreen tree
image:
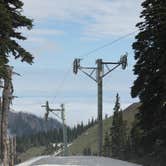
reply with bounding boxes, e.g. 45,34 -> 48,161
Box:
110,93 -> 127,158
103,131 -> 111,157
83,147 -> 91,156
131,0 -> 166,154
130,120 -> 143,155
0,1 -> 33,163
0,0 -> 33,67
110,93 -> 120,157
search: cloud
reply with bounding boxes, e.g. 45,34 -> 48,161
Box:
22,0 -> 143,38
22,27 -> 64,45
18,27 -> 63,57
26,29 -> 64,36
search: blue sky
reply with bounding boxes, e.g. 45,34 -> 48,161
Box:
10,0 -> 143,126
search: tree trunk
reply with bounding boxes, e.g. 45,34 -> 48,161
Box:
1,67 -> 13,166
0,97 -> 2,162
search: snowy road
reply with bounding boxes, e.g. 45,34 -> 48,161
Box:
17,156 -> 141,166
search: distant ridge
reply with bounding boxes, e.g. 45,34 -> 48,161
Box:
8,110 -> 62,136
123,102 -> 141,113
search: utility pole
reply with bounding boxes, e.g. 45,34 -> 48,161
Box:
73,53 -> 128,156
96,59 -> 103,155
61,104 -> 68,156
42,102 -> 68,156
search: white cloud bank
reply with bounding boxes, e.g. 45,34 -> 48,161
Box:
22,0 -> 143,38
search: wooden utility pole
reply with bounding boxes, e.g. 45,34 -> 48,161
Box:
73,54 -> 127,156
0,97 -> 2,162
61,104 -> 68,156
42,102 -> 68,156
96,59 -> 103,156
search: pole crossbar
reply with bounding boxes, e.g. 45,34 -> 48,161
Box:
102,64 -> 121,78
80,67 -> 97,70
102,62 -> 121,65
51,111 -> 61,119
90,68 -> 96,76
51,109 -> 61,112
80,69 -> 97,82
105,64 -> 110,71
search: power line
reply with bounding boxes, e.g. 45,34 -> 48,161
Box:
53,65 -> 71,99
80,31 -> 137,59
53,31 -> 137,100
14,31 -> 137,103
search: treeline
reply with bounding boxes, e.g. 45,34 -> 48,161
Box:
16,118 -> 97,153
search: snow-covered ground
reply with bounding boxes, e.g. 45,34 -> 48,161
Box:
16,144 -> 73,166
16,156 -> 49,166
17,156 -> 142,166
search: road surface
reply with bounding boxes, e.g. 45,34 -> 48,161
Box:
17,156 -> 141,166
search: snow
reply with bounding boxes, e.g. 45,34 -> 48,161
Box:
30,165 -> 79,166
17,156 -> 142,166
16,156 -> 49,166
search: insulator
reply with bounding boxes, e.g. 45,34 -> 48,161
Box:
73,59 -> 81,74
120,53 -> 128,70
44,101 -> 50,120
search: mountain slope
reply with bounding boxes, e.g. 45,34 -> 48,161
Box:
68,103 -> 141,155
8,111 -> 62,136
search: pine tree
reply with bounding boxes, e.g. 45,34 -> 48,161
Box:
118,110 -> 128,157
110,93 -> 127,158
83,147 -> 91,156
131,0 -> 166,153
0,0 -> 33,66
130,120 -> 143,155
110,93 -> 120,157
103,131 -> 111,157
0,1 -> 33,164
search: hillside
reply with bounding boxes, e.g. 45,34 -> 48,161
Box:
8,110 -> 62,136
68,103 -> 141,155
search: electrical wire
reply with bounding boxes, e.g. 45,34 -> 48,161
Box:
80,31 -> 137,59
52,30 -> 138,101
14,31 -> 137,101
53,64 -> 71,100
